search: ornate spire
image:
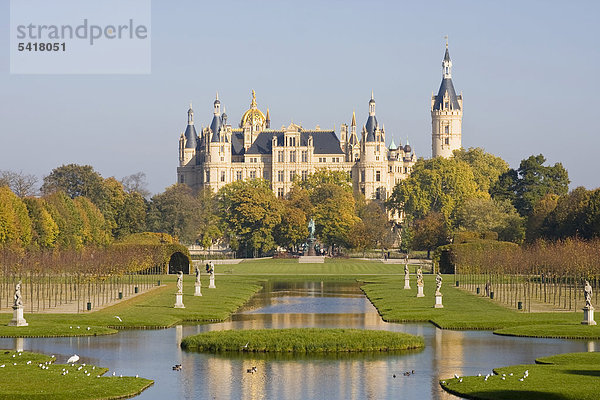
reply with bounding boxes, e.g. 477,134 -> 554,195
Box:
265,107 -> 270,128
187,102 -> 193,125
251,89 -> 257,108
443,40 -> 452,79
351,110 -> 356,126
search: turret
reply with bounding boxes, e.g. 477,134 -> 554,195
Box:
432,40 -> 463,158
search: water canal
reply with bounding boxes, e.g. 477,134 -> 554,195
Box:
1,280 -> 598,399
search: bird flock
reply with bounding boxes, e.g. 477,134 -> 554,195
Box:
445,369 -> 530,385
0,352 -> 139,380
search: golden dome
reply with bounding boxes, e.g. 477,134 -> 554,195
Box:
240,90 -> 266,128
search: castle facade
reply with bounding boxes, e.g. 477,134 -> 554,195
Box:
177,45 -> 461,200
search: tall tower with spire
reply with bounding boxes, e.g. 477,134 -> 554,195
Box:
431,40 -> 463,158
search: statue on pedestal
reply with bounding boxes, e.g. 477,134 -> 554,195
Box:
195,266 -> 201,285
435,273 -> 443,295
584,280 -> 593,308
416,267 -> 424,287
14,281 -> 23,307
176,271 -> 183,294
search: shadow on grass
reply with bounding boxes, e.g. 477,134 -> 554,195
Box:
564,369 -> 600,377
443,387 -> 568,400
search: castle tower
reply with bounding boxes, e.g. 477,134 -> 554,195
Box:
431,41 -> 462,158
177,103 -> 198,186
359,92 -> 388,200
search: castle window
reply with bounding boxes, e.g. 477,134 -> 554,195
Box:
277,170 -> 284,182
361,187 -> 365,195
290,150 -> 296,163
290,171 -> 295,181
249,170 -> 256,179
376,156 -> 379,161
277,187 -> 284,198
376,171 -> 381,182
220,171 -> 226,182
301,150 -> 308,162
445,138 -> 450,145
360,170 -> 365,182
445,125 -> 450,134
376,145 -> 380,153
180,175 -> 184,183
375,188 -> 380,200
278,151 -> 284,163
389,166 -> 392,173
236,171 -> 242,181
263,170 -> 269,179
205,171 -> 210,182
301,170 -> 308,181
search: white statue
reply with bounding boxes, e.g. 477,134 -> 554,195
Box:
195,266 -> 201,285
435,273 -> 443,295
416,267 -> 424,287
176,271 -> 183,294
13,281 -> 23,307
585,280 -> 593,308
404,263 -> 410,279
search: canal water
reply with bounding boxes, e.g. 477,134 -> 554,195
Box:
1,280 -> 598,399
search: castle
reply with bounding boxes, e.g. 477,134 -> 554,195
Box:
177,44 -> 462,201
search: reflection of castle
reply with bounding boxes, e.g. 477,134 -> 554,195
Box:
177,45 -> 462,200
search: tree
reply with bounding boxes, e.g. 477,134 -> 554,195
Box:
0,186 -> 32,248
452,148 -> 509,193
121,172 -> 151,199
358,201 -> 394,253
114,192 -> 147,239
23,197 -> 59,248
193,189 -> 222,249
0,170 -> 38,197
412,212 -> 449,258
491,154 -> 569,217
218,179 -> 282,256
41,164 -> 105,200
74,196 -> 111,246
541,187 -> 591,240
387,157 -> 480,221
147,184 -> 198,243
273,204 -> 308,250
525,193 -> 559,243
43,191 -> 85,249
453,197 -> 524,243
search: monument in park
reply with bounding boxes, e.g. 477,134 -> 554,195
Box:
307,219 -> 316,256
404,260 -> 411,290
416,267 -> 425,297
582,280 -> 596,325
208,261 -> 216,288
9,281 -> 28,326
194,265 -> 202,296
434,272 -> 444,308
174,271 -> 185,308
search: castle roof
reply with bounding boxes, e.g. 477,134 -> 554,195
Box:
183,124 -> 197,149
246,129 -> 344,155
432,78 -> 461,111
210,115 -> 222,142
365,115 -> 378,141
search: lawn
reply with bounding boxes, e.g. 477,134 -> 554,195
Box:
360,274 -> 585,331
440,352 -> 600,400
0,350 -> 152,400
181,328 -> 424,353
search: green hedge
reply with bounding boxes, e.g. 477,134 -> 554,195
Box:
434,240 -> 518,274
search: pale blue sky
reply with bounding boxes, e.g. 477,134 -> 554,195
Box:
1,0 -> 598,194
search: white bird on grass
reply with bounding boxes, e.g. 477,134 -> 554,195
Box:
67,354 -> 80,364
454,374 -> 459,379
115,316 -> 122,322
0,365 -> 4,368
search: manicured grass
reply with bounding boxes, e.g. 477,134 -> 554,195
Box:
440,352 -> 600,400
228,258 -> 408,275
181,328 -> 424,353
361,275 -> 582,330
0,275 -> 263,336
0,350 -> 153,400
494,324 -> 600,339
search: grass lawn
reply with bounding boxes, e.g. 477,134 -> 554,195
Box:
360,274 -> 584,331
0,350 -> 152,400
0,275 -> 263,337
440,352 -> 600,400
181,328 -> 424,353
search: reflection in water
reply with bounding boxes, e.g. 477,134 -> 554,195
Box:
1,281 -> 598,399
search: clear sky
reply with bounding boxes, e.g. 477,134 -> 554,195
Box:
1,0 -> 598,195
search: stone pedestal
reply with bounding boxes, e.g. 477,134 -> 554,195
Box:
307,239 -> 316,256
582,306 -> 596,325
209,276 -> 216,289
417,285 -> 424,297
174,293 -> 185,308
194,283 -> 202,296
404,277 -> 411,290
8,306 -> 28,327
434,293 -> 443,308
